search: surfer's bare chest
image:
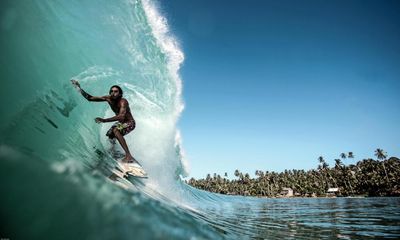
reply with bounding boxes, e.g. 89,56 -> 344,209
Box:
107,100 -> 121,114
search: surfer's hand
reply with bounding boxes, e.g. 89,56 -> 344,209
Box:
71,79 -> 80,88
95,117 -> 104,123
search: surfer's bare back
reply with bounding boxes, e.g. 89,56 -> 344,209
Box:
71,79 -> 137,163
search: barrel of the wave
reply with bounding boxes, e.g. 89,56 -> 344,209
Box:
0,0 -> 221,239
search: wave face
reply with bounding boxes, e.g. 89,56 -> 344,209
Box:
1,1 -> 400,239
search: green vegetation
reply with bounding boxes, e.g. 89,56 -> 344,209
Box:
186,149 -> 400,197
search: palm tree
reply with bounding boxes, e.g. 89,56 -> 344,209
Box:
375,148 -> 389,182
334,159 -> 342,169
234,169 -> 240,178
346,151 -> 357,192
318,156 -> 329,170
340,153 -> 347,162
334,158 -> 354,195
317,156 -> 329,191
244,173 -> 250,182
375,148 -> 387,160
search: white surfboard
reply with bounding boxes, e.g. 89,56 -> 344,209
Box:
116,161 -> 148,178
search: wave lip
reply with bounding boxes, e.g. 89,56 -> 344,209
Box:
142,0 -> 185,113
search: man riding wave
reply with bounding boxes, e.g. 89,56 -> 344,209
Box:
71,79 -> 139,165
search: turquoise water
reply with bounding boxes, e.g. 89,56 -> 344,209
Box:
1,0 -> 399,239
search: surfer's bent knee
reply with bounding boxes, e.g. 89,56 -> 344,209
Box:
106,127 -> 116,139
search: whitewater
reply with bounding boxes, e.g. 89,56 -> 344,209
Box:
0,0 -> 399,239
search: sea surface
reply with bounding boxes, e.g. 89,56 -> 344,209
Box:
1,0 -> 399,239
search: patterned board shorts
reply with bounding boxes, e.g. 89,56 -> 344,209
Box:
106,120 -> 135,139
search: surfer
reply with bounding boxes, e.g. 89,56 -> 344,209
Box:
71,79 -> 138,164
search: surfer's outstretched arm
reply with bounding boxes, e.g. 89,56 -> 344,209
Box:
71,79 -> 108,102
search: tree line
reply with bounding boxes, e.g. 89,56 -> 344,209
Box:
186,149 -> 400,197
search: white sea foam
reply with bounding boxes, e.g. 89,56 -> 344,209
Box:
141,0 -> 189,175
141,0 -> 185,116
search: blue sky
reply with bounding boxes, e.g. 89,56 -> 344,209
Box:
160,0 -> 400,179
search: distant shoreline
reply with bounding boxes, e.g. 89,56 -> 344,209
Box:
186,152 -> 400,198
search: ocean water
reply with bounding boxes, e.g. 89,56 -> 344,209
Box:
0,0 -> 399,239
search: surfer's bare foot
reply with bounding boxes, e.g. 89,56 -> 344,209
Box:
121,154 -> 137,164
